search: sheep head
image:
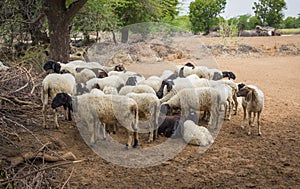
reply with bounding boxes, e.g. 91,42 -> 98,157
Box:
184,62 -> 195,69
51,93 -> 73,121
237,86 -> 255,102
43,60 -> 61,73
51,93 -> 72,110
114,64 -> 126,72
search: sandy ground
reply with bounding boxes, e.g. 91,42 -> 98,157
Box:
1,36 -> 299,188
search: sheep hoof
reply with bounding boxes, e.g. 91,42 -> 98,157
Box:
258,132 -> 262,136
133,139 -> 139,148
125,145 -> 130,150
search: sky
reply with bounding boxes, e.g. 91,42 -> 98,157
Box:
178,0 -> 300,18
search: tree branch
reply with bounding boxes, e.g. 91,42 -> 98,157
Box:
66,0 -> 88,20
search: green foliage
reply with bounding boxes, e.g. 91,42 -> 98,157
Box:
0,0 -> 44,47
72,0 -> 119,37
280,16 -> 300,29
189,0 -> 226,34
71,0 -> 179,40
171,15 -> 192,31
219,19 -> 239,45
227,15 -> 262,31
248,16 -> 261,29
110,0 -> 178,26
253,0 -> 287,28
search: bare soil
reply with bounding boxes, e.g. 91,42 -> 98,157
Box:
1,35 -> 299,188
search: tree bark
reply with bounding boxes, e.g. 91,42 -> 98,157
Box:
121,27 -> 129,43
42,0 -> 87,63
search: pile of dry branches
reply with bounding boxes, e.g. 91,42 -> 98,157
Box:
0,66 -> 86,188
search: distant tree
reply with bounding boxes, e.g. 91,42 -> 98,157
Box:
189,0 -> 226,34
171,15 -> 192,31
282,16 -> 297,28
248,16 -> 261,29
253,0 -> 287,28
110,0 -> 179,42
72,0 -> 119,43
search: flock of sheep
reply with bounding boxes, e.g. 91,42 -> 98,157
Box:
41,59 -> 264,149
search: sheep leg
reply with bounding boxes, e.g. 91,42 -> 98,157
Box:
42,104 -> 48,128
126,131 -> 133,149
233,93 -> 238,115
223,103 -> 227,120
54,109 -> 59,129
101,123 -> 107,140
241,106 -> 247,129
257,112 -> 262,136
248,111 -> 252,135
227,100 -> 232,121
113,124 -> 117,134
251,113 -> 256,127
148,122 -> 154,143
133,131 -> 139,148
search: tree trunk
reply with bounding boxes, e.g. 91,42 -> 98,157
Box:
42,0 -> 87,63
121,27 -> 129,43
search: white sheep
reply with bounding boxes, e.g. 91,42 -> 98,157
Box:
137,76 -> 162,93
160,70 -> 177,80
108,70 -> 145,84
126,92 -> 160,142
41,73 -> 76,128
103,86 -> 118,95
161,87 -> 221,129
83,75 -> 125,92
208,80 -> 238,120
237,84 -> 264,136
90,88 -> 105,96
183,120 -> 214,146
159,75 -> 209,102
44,60 -> 125,75
51,93 -> 139,148
118,84 -> 156,96
178,65 -> 210,79
207,68 -> 223,80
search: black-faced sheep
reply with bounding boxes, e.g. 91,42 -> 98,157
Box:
41,73 -> 76,128
161,87 -> 221,129
51,93 -> 139,148
157,75 -> 209,102
222,71 -> 236,80
237,84 -> 264,136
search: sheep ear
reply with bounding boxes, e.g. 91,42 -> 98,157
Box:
246,91 -> 252,102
